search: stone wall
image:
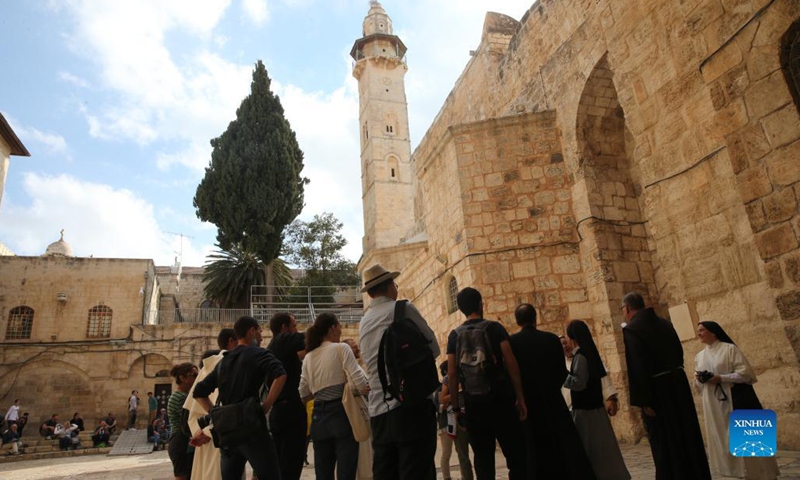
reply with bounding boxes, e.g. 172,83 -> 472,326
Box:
360,0 -> 800,447
0,321 -> 361,434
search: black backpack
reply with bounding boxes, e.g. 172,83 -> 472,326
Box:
455,320 -> 500,400
377,300 -> 440,405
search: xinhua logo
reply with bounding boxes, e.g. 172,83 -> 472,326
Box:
729,410 -> 777,457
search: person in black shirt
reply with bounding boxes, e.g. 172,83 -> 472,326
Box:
267,313 -> 307,480
446,287 -> 528,480
193,316 -> 287,480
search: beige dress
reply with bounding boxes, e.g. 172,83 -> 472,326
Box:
694,341 -> 779,480
183,352 -> 223,480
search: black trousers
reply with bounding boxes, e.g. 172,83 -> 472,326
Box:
371,402 -> 437,480
221,428 -> 281,480
465,397 -> 527,480
270,400 -> 308,480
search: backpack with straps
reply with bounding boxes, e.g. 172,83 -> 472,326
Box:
455,320 -> 498,399
377,300 -> 440,405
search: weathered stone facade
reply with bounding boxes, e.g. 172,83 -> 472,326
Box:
356,1 -> 800,447
0,255 -> 361,430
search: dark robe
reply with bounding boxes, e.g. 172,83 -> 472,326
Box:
623,308 -> 711,480
509,325 -> 596,480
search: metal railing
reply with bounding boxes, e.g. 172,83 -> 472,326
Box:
251,285 -> 363,325
158,308 -> 251,324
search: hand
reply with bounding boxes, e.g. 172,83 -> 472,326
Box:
643,406 -> 656,417
515,398 -> 528,421
189,430 -> 211,447
605,396 -> 619,417
708,375 -> 722,384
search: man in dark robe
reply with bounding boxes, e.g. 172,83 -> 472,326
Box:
622,292 -> 711,480
509,304 -> 596,480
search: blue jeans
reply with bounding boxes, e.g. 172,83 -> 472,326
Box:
311,398 -> 359,480
220,428 -> 281,480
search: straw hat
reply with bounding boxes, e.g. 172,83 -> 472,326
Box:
361,264 -> 400,292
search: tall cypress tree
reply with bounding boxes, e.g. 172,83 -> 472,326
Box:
194,61 -> 307,295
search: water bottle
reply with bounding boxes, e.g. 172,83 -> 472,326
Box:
446,406 -> 457,438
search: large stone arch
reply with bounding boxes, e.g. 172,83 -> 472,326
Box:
569,53 -> 656,443
0,360 -> 94,427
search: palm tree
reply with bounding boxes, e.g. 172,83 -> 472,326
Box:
202,245 -> 293,309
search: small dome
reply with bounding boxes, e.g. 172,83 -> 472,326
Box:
363,1 -> 392,36
43,230 -> 74,257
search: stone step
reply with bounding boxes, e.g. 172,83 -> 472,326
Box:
0,447 -> 111,464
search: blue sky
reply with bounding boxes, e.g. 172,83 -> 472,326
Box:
0,0 -> 532,267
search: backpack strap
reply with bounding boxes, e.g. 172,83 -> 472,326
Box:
377,300 -> 409,403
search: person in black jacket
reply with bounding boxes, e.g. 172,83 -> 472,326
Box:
622,291 -> 711,480
509,304 -> 596,480
192,316 -> 287,480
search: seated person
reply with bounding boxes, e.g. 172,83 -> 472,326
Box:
147,417 -> 168,450
71,412 -> 85,432
1,423 -> 23,455
39,414 -> 59,439
55,421 -> 80,450
104,412 -> 117,435
92,421 -> 110,447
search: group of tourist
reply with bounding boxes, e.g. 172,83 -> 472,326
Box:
75,261 -> 777,480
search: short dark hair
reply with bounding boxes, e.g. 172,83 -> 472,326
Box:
217,328 -> 236,349
269,313 -> 294,336
456,287 -> 482,316
147,392 -> 153,395
514,303 -> 537,326
234,316 -> 259,339
439,360 -> 448,377
622,292 -> 645,311
170,363 -> 197,385
367,278 -> 393,297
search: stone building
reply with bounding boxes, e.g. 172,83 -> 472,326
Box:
0,234 -> 360,430
354,1 -> 800,447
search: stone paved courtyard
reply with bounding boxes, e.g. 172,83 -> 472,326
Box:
1,443 -> 798,480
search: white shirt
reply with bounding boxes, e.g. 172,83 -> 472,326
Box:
359,296 -> 440,417
299,341 -> 368,399
129,395 -> 138,411
4,405 -> 19,422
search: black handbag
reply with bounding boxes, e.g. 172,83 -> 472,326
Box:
206,355 -> 266,448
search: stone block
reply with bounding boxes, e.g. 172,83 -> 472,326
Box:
743,70 -> 793,120
755,222 -> 799,259
785,253 -> 800,284
553,255 -> 581,274
701,42 -> 742,83
745,200 -> 768,232
765,260 -> 784,288
765,140 -> 800,187
746,44 -> 782,82
727,123 -> 772,174
737,165 -> 773,203
512,260 -> 538,278
614,261 -> 641,282
761,104 -> 800,149
776,290 -> 800,320
763,188 -> 797,224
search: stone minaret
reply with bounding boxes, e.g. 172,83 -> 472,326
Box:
351,1 -> 415,254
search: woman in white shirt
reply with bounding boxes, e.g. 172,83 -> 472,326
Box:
694,321 -> 779,480
299,313 -> 369,480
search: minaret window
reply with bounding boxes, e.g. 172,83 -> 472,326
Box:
386,125 -> 393,134
388,156 -> 399,180
363,122 -> 369,140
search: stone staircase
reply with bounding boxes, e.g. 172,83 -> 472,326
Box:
0,430 -> 119,464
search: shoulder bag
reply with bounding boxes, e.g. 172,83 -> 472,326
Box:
339,344 -> 371,442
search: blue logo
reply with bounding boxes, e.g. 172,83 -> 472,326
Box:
729,410 -> 777,457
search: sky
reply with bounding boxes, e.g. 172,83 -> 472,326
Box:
0,0 -> 534,268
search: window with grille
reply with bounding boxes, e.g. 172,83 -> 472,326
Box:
447,276 -> 459,314
6,306 -> 34,340
783,19 -> 800,112
87,305 -> 113,338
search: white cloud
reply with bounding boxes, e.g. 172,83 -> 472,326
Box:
58,71 -> 91,88
2,114 -> 69,159
242,0 -> 270,25
0,173 -> 213,266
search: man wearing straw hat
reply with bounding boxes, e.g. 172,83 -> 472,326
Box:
359,264 -> 439,480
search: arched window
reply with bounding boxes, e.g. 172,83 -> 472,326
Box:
446,275 -> 459,314
782,19 -> 800,112
87,305 -> 113,338
6,306 -> 34,340
387,156 -> 399,180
